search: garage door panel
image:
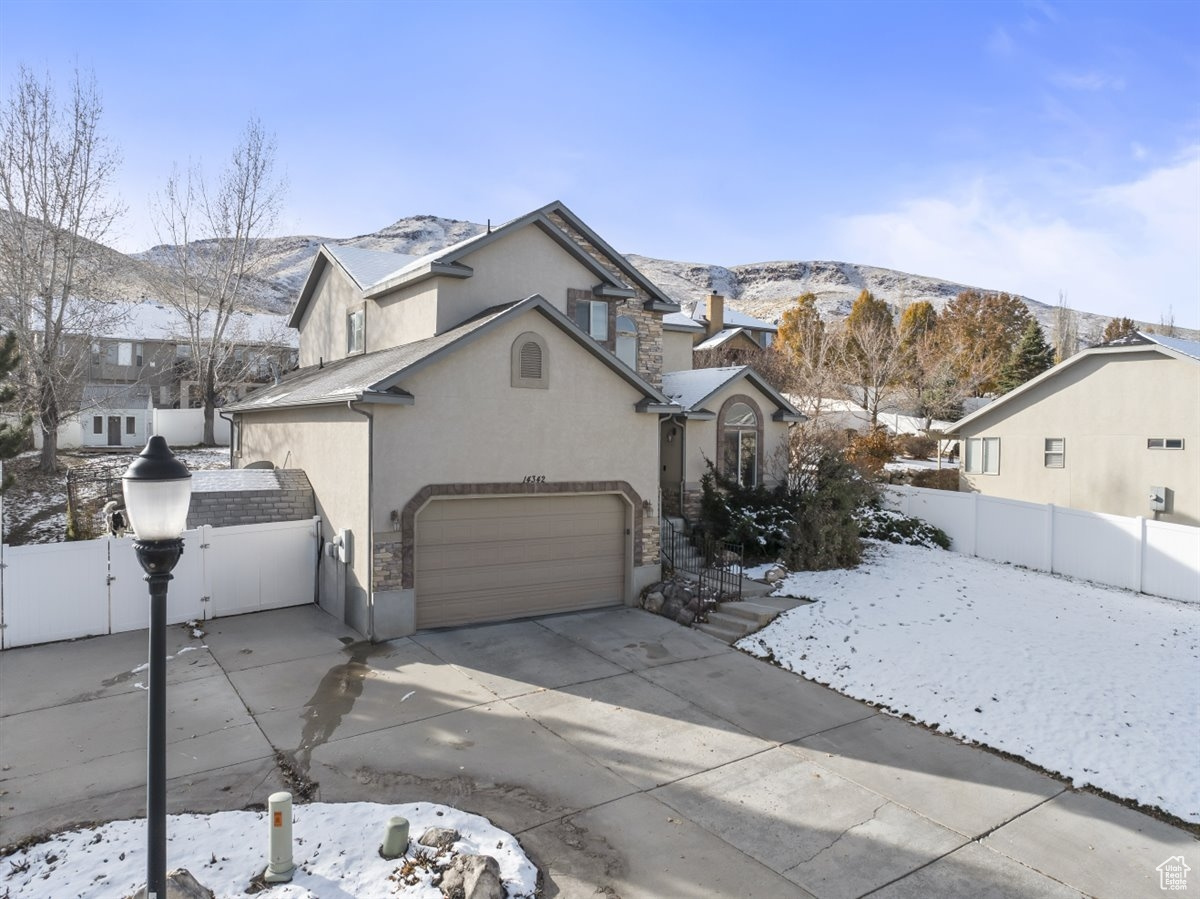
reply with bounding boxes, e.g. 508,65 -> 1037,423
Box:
415,494 -> 626,629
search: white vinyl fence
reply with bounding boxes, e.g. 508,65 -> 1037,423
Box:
884,486 -> 1199,604
0,517 -> 319,649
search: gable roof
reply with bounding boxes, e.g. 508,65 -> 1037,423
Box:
945,331 -> 1200,434
288,201 -> 680,328
323,244 -> 420,290
661,366 -> 804,422
234,294 -> 676,414
694,327 -> 761,350
81,382 -> 152,411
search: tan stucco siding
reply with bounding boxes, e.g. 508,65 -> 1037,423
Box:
956,352 -> 1200,525
682,380 -> 791,489
371,312 -> 659,525
235,406 -> 371,628
663,330 -> 695,373
367,282 -> 440,351
434,226 -> 601,331
297,263 -> 365,368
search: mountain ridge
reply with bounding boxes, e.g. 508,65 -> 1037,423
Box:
116,213 -> 1190,341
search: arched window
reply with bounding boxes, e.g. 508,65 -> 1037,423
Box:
720,398 -> 760,487
615,315 -> 638,370
511,332 -> 549,389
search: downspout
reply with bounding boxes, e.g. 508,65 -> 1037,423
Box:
217,410 -> 235,469
347,400 -> 375,642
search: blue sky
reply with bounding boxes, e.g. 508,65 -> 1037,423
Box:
1,0 -> 1197,326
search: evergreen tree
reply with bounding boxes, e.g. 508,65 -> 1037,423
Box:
0,331 -> 31,491
997,319 -> 1054,393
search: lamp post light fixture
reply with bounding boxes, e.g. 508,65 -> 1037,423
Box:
122,436 -> 192,899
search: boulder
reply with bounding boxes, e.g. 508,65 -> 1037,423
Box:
440,853 -> 504,899
126,869 -> 214,899
418,826 -> 462,851
661,598 -> 684,619
643,591 -> 665,614
675,609 -> 695,626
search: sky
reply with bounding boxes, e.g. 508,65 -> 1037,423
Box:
1,0 -> 1197,327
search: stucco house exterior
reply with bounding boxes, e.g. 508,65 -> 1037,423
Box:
945,333 -> 1200,526
227,201 -> 798,639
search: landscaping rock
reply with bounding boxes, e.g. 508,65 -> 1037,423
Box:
126,868 -> 214,899
662,598 -> 684,619
440,853 -> 504,899
418,826 -> 461,851
643,591 -> 664,614
675,609 -> 695,626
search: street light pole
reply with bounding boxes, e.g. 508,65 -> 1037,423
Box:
123,437 -> 192,899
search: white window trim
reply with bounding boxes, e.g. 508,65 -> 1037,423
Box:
965,436 -> 1001,475
1147,437 -> 1184,450
347,308 -> 365,355
1044,437 -> 1065,469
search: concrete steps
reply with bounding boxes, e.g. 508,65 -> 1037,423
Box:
697,596 -> 808,645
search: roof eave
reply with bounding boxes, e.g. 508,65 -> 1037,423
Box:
364,261 -> 474,299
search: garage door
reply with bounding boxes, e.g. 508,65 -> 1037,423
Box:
415,494 -> 626,629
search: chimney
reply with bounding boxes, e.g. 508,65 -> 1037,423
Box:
706,292 -> 725,336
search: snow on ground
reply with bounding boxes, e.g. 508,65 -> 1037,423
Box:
738,541 -> 1200,823
882,457 -> 957,472
2,447 -> 230,545
1,802 -> 537,898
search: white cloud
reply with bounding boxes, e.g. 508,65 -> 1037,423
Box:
832,151 -> 1200,328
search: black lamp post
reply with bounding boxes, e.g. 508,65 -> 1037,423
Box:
122,436 -> 192,899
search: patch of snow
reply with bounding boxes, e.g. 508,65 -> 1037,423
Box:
738,541 -> 1200,823
742,562 -> 777,580
1,802 -> 537,898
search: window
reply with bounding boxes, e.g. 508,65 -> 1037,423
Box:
1044,438 -> 1064,468
615,316 -> 638,369
721,399 -> 760,487
91,342 -> 100,365
135,343 -> 143,367
125,416 -> 136,435
92,416 -> 103,435
511,332 -> 549,389
760,331 -> 774,349
117,342 -> 132,366
1147,438 -> 1184,450
965,437 -> 1000,474
347,309 -> 365,354
574,300 -> 608,342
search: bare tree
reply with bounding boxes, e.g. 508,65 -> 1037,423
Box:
834,291 -> 906,426
774,292 -> 838,417
152,119 -> 285,444
0,67 -> 124,472
1051,290 -> 1079,363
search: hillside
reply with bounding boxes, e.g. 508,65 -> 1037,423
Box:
118,213 -> 1187,341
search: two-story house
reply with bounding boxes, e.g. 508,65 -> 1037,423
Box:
227,201 -> 800,639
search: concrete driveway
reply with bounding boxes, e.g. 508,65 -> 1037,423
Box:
1,604 -> 1192,898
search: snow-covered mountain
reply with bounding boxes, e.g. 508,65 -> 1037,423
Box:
118,213 -> 1186,340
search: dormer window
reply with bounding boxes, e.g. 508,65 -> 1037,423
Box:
347,308 -> 365,355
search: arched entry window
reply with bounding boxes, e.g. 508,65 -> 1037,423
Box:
615,315 -> 638,370
721,399 -> 759,487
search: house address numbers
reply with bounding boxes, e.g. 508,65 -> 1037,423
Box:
522,475 -> 547,484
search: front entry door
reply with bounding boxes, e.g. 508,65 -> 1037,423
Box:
107,416 -> 121,446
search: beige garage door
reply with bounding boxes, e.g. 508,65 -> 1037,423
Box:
415,494 -> 626,629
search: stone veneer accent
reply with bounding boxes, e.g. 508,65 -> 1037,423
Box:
382,481 -> 649,591
549,211 -> 666,390
186,469 -> 315,529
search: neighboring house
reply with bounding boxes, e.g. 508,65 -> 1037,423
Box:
945,333 -> 1200,526
78,383 -> 152,448
689,292 -> 777,353
660,367 -> 804,518
228,200 -> 799,641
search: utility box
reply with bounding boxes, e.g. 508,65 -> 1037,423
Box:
1150,486 -> 1170,513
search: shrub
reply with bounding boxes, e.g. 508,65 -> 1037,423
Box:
910,468 -> 959,491
845,427 -> 897,477
898,433 -> 937,460
857,506 -> 951,550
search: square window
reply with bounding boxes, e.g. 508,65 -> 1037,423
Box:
93,416 -> 103,435
965,437 -> 1000,474
125,416 -> 135,435
574,300 -> 609,342
1044,437 -> 1064,468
